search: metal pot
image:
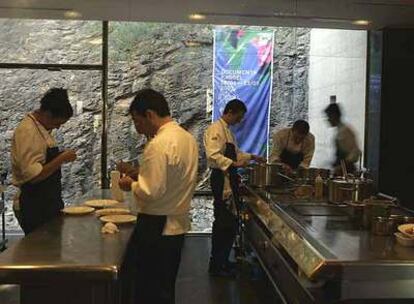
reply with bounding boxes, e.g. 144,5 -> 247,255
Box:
328,178 -> 374,204
295,167 -> 330,182
348,200 -> 394,229
403,216 -> 414,224
347,202 -> 366,224
362,199 -> 393,229
371,216 -> 395,236
388,215 -> 414,231
247,163 -> 267,187
265,163 -> 288,188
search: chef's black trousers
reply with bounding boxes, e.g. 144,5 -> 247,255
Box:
133,213 -> 185,304
210,168 -> 238,270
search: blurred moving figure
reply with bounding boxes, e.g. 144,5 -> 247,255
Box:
324,103 -> 361,175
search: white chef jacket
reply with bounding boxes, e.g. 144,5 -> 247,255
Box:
131,121 -> 198,236
203,118 -> 251,199
336,123 -> 361,163
11,113 -> 57,211
269,128 -> 315,168
11,113 -> 56,187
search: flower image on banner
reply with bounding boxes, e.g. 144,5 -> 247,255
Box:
213,28 -> 274,157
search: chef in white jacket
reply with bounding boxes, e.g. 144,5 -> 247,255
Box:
204,99 -> 264,277
269,120 -> 315,172
119,89 -> 198,304
324,103 -> 361,174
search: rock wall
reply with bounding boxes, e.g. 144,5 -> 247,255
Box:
0,20 -> 310,232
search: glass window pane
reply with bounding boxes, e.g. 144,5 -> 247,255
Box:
0,69 -> 102,232
108,21 -> 214,233
107,22 -> 367,234
0,19 -> 102,64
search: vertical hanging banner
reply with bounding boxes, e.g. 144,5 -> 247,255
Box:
213,28 -> 274,157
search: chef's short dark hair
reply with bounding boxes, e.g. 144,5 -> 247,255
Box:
40,88 -> 73,119
129,89 -> 170,117
325,103 -> 342,119
292,120 -> 310,135
223,99 -> 247,114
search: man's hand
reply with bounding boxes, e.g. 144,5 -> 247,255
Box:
233,159 -> 249,168
251,155 -> 266,163
119,176 -> 135,192
117,161 -> 139,179
60,149 -> 77,163
116,161 -> 134,174
281,163 -> 293,175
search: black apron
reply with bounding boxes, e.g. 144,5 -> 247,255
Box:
210,120 -> 240,206
209,120 -> 240,270
279,130 -> 304,169
131,213 -> 184,304
19,115 -> 63,235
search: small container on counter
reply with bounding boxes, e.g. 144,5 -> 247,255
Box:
371,216 -> 395,236
111,170 -> 124,202
394,232 -> 414,247
314,174 -> 324,200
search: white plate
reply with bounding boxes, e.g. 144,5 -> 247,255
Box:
100,214 -> 137,224
395,232 -> 414,247
398,223 -> 414,239
95,208 -> 131,217
62,206 -> 95,215
84,199 -> 119,208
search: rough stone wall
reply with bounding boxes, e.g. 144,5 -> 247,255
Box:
0,20 -> 310,232
0,20 -> 103,231
270,28 -> 310,148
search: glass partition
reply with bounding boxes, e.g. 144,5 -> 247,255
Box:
0,19 -> 102,64
0,68 -> 102,232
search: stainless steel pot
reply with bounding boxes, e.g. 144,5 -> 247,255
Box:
265,163 -> 288,188
328,178 -> 374,203
247,163 -> 267,187
389,215 -> 407,232
362,201 -> 392,229
247,163 -> 294,188
295,167 -> 330,182
371,216 -> 395,236
347,200 -> 393,229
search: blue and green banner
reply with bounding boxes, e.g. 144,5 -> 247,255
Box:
213,28 -> 274,157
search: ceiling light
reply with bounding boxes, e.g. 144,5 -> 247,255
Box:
64,10 -> 82,19
188,13 -> 206,20
352,20 -> 371,25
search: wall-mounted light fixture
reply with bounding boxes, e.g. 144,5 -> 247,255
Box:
352,20 -> 371,26
188,13 -> 206,21
64,10 -> 82,19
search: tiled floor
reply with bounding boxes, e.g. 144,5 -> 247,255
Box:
0,235 -> 280,304
176,235 -> 280,304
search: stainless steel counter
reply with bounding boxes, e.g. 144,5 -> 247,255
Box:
243,186 -> 414,302
0,190 -> 137,304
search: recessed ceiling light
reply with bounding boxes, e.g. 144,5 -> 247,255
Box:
352,20 -> 371,25
64,10 -> 82,19
188,13 -> 206,20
